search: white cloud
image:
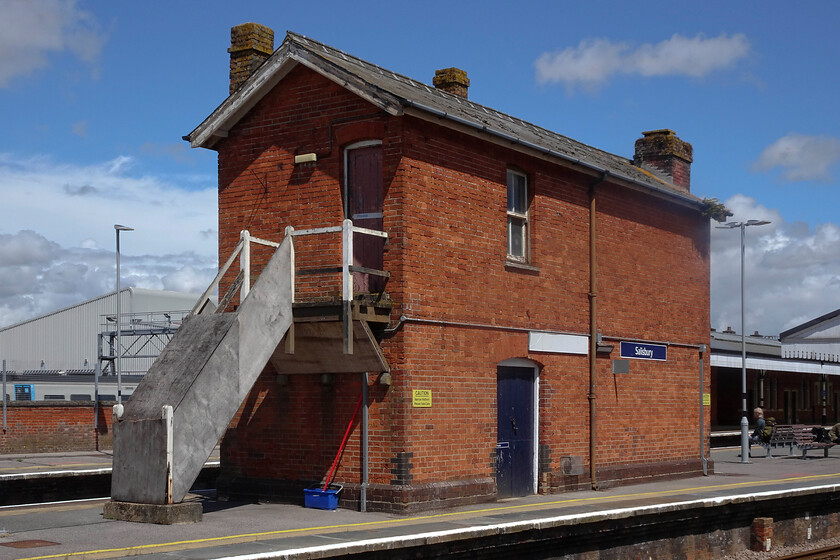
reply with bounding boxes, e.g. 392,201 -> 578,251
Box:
0,153 -> 218,328
0,232 -> 219,329
536,33 -> 750,91
0,0 -> 106,87
752,133 -> 840,183
711,194 -> 840,336
535,39 -> 626,90
161,265 -> 215,293
0,229 -> 57,266
0,152 -> 217,255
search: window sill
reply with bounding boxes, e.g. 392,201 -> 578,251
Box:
504,260 -> 540,273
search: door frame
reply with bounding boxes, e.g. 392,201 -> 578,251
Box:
342,140 -> 383,219
497,358 -> 540,494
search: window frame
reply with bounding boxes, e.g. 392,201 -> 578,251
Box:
506,169 -> 530,263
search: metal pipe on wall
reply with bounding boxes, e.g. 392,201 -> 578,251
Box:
361,372 -> 369,512
588,172 -> 607,490
699,345 -> 708,475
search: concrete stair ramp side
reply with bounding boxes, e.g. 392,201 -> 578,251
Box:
111,238 -> 293,507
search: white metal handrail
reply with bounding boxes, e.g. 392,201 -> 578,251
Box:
287,219 -> 388,354
190,230 -> 280,315
191,221 -> 388,353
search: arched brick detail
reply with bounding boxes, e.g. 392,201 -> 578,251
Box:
336,121 -> 386,148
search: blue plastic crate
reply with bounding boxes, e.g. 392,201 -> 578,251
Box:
304,485 -> 342,510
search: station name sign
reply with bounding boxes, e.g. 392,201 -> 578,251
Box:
620,341 -> 667,361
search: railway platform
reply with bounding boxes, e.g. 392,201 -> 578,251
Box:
2,446 -> 840,559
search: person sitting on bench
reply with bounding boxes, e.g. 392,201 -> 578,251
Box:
750,408 -> 766,445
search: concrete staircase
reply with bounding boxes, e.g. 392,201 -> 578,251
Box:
110,237 -> 293,506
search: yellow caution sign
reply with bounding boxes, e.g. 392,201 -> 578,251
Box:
412,389 -> 432,408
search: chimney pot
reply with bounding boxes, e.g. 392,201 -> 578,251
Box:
433,67 -> 470,99
633,129 -> 693,192
229,23 -> 275,95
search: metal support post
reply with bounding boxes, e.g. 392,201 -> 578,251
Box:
718,218 -> 770,464
739,223 -> 750,463
114,224 -> 132,412
2,359 -> 6,431
94,359 -> 100,431
759,371 -> 765,408
822,374 -> 828,426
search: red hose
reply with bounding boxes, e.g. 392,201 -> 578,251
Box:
323,391 -> 364,491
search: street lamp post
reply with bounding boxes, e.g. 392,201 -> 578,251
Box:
114,224 -> 133,412
717,219 -> 770,464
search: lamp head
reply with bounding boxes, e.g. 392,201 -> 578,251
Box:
715,220 -> 771,230
114,224 -> 134,232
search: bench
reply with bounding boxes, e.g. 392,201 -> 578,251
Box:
758,424 -> 836,458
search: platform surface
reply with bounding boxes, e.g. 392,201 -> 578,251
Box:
2,446 -> 840,559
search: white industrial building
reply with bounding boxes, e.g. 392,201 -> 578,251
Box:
1,288 -> 211,402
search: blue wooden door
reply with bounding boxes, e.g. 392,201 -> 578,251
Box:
496,366 -> 534,498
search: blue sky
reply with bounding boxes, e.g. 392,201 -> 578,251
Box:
0,0 -> 839,337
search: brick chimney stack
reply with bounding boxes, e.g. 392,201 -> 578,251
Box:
229,23 -> 274,95
633,129 -> 693,192
433,67 -> 470,98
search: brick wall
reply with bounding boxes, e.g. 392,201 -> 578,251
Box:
0,402 -> 114,453
216,65 -> 400,302
214,62 -> 710,507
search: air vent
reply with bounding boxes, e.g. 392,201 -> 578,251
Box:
561,456 -> 584,476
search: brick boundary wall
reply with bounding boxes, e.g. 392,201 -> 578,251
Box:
330,490 -> 840,558
0,402 -> 114,454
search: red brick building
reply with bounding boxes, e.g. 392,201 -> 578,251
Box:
185,24 -> 713,513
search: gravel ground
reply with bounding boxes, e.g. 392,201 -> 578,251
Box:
729,535 -> 840,559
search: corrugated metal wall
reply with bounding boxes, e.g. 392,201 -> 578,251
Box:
0,289 -> 200,373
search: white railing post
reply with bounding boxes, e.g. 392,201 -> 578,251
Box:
162,405 -> 174,504
284,226 -> 296,355
240,230 -> 251,303
285,226 -> 295,304
342,219 -> 353,354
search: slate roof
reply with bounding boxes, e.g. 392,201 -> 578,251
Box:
780,308 -> 840,340
186,31 -> 704,209
710,330 -> 781,357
